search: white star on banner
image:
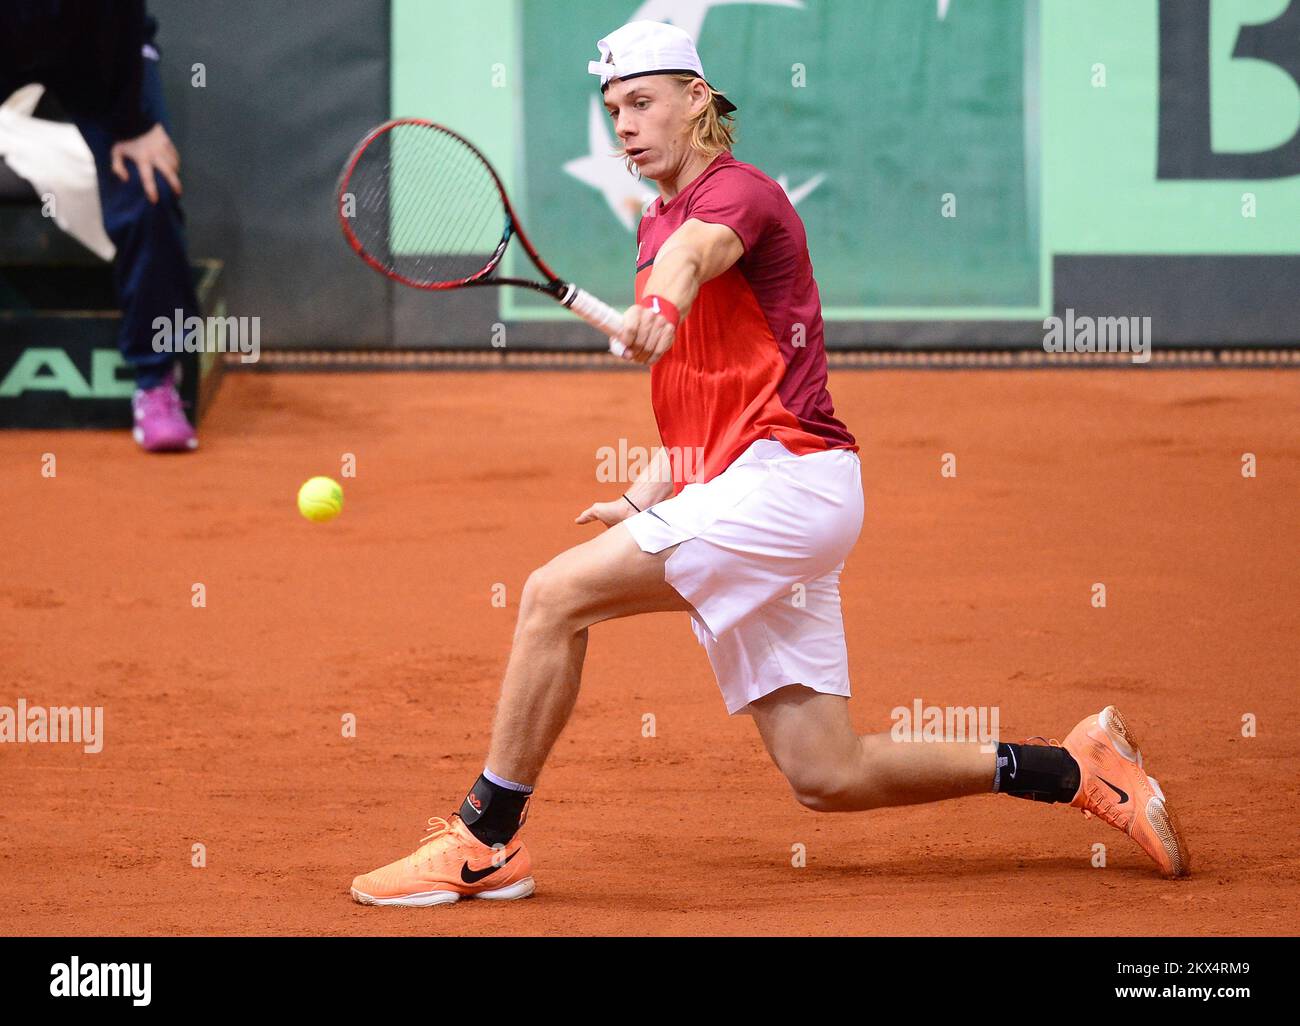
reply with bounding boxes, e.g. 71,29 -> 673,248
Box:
938,0 -> 951,20
566,0 -> 826,231
563,95 -> 658,231
631,0 -> 805,41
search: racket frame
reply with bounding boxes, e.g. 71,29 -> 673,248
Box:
337,118 -> 628,350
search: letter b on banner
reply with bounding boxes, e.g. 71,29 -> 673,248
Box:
1158,0 -> 1300,179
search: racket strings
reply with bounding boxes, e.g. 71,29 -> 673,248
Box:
391,128 -> 497,257
342,123 -> 508,287
434,168 -> 499,264
392,130 -> 499,279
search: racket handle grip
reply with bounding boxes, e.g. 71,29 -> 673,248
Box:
561,284 -> 629,358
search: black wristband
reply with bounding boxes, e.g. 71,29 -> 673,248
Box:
622,493 -> 642,513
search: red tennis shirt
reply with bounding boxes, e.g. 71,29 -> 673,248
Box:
634,151 -> 857,494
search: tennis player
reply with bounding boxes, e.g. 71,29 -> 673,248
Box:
350,20 -> 1188,907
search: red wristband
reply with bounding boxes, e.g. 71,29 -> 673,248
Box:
638,294 -> 681,328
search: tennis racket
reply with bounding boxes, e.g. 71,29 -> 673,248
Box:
337,118 -> 628,358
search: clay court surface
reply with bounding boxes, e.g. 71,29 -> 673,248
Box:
1,367 -> 1296,936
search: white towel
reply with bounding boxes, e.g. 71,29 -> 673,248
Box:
0,84 -> 116,261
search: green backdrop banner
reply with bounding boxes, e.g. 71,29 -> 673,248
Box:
513,0 -> 1039,318
390,0 -> 1300,346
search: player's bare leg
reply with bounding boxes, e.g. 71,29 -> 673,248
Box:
350,522 -> 695,906
486,522 -> 695,783
748,684 -> 1189,876
749,685 -> 996,811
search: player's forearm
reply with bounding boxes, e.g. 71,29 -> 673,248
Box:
624,446 -> 674,510
642,247 -> 702,320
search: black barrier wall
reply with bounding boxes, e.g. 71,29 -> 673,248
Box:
152,0 -> 391,348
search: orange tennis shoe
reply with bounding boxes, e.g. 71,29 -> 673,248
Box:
351,814 -> 535,906
1060,706 -> 1190,878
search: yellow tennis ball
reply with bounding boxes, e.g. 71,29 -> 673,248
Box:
297,476 -> 343,523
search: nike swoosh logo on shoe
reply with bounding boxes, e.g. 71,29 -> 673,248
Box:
460,848 -> 519,884
1098,776 -> 1129,804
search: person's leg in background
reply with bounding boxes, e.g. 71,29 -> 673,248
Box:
73,41 -> 200,452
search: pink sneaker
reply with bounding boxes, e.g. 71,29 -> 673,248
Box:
132,380 -> 198,452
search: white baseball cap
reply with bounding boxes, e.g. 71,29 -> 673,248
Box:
587,20 -> 738,115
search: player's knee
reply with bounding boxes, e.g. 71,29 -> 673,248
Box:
518,562 -> 582,632
518,565 -> 559,618
785,764 -> 856,813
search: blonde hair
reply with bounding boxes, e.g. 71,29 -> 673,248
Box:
614,73 -> 737,177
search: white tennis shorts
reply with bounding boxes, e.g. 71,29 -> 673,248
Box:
624,438 -> 864,714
